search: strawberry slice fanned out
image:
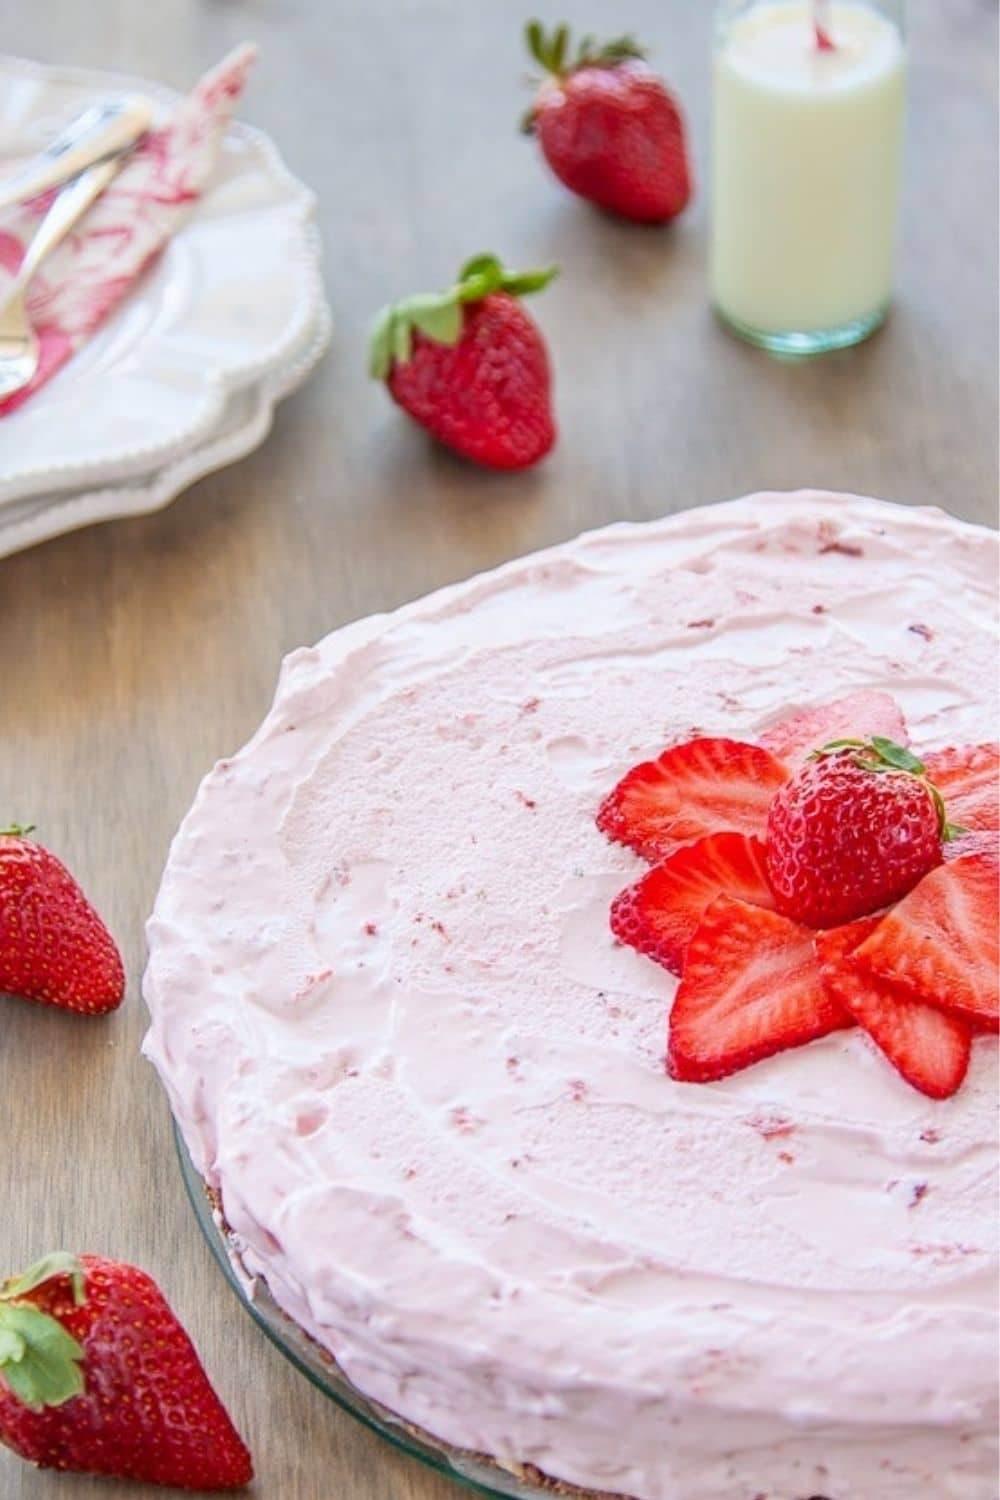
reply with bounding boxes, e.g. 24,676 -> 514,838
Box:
667,896 -> 852,1082
853,851 -> 999,1033
597,737 -> 787,863
815,918 -> 972,1099
759,690 -> 908,769
611,833 -> 773,976
923,743 -> 999,833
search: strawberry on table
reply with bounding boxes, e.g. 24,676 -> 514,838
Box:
522,22 -> 691,224
667,896 -> 852,1082
815,918 -> 972,1099
0,825 -> 124,1014
369,253 -> 557,470
759,689 -> 908,769
597,737 -> 787,863
854,851 -> 999,1033
611,832 -> 773,976
0,1253 -> 252,1489
766,738 -> 949,928
923,743 -> 999,833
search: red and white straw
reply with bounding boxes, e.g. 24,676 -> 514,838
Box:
814,0 -> 836,50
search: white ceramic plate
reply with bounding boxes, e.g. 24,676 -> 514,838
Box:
0,298 -> 330,560
0,53 -> 329,511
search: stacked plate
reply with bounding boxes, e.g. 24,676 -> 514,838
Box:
0,54 -> 330,560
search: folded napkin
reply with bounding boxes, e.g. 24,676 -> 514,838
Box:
0,43 -> 256,416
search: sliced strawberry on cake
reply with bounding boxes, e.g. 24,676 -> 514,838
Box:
597,738 -> 787,863
815,919 -> 972,1099
759,689 -> 908,769
667,896 -> 851,1082
611,833 -> 773,975
853,851 -> 999,1033
598,696 -> 995,1101
923,743 -> 999,832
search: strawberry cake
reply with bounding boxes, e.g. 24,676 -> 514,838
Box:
143,491 -> 999,1500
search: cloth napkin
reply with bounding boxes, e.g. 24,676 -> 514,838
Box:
0,43 -> 256,416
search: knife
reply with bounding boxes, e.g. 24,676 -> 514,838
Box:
0,93 -> 153,213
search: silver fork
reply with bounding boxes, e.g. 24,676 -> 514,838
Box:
0,155 -> 122,401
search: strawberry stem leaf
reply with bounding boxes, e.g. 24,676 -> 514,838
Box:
812,738 -> 865,754
0,1304 -> 85,1410
0,1255 -> 87,1411
523,20 -> 646,77
368,256 -> 558,380
0,1253 -> 85,1306
814,737 -> 927,776
551,23 -> 569,73
0,823 -> 36,838
868,736 -> 926,775
498,266 -> 559,296
525,19 -> 546,70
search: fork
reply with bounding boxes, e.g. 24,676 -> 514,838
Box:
0,156 -> 122,401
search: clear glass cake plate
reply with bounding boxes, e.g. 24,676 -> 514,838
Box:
174,1123 -> 571,1500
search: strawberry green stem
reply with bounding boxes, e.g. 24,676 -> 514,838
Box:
0,823 -> 36,837
521,21 -> 646,132
0,1254 -> 86,1411
368,254 -> 558,380
524,19 -> 645,78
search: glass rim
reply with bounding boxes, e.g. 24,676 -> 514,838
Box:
173,1122 -> 590,1500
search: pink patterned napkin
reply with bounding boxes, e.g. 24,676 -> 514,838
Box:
0,43 -> 256,416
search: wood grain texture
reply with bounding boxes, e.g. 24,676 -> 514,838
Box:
0,1 -> 996,1496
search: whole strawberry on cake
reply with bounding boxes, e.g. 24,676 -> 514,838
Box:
144,493 -> 998,1500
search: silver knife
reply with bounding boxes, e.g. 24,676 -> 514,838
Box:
0,94 -> 153,213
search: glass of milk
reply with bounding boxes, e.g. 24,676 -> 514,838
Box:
711,1 -> 906,354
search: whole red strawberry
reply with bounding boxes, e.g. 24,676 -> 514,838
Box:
369,254 -> 557,469
0,825 -> 124,1013
522,22 -> 691,224
0,1253 -> 252,1489
766,738 -> 954,929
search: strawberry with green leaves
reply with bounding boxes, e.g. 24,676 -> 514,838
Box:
522,22 -> 691,224
370,254 -> 557,470
0,1253 -> 252,1489
765,738 -> 955,929
0,825 -> 124,1014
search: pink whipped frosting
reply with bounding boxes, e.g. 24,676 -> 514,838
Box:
143,492 -> 999,1500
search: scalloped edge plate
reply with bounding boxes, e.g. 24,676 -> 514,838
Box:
0,298 -> 330,558
0,52 -> 329,504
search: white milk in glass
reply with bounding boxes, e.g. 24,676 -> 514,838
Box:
711,1 -> 906,351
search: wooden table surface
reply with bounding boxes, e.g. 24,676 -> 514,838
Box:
1,1 -> 996,1496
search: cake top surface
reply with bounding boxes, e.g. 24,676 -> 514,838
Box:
143,491 -> 998,1450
